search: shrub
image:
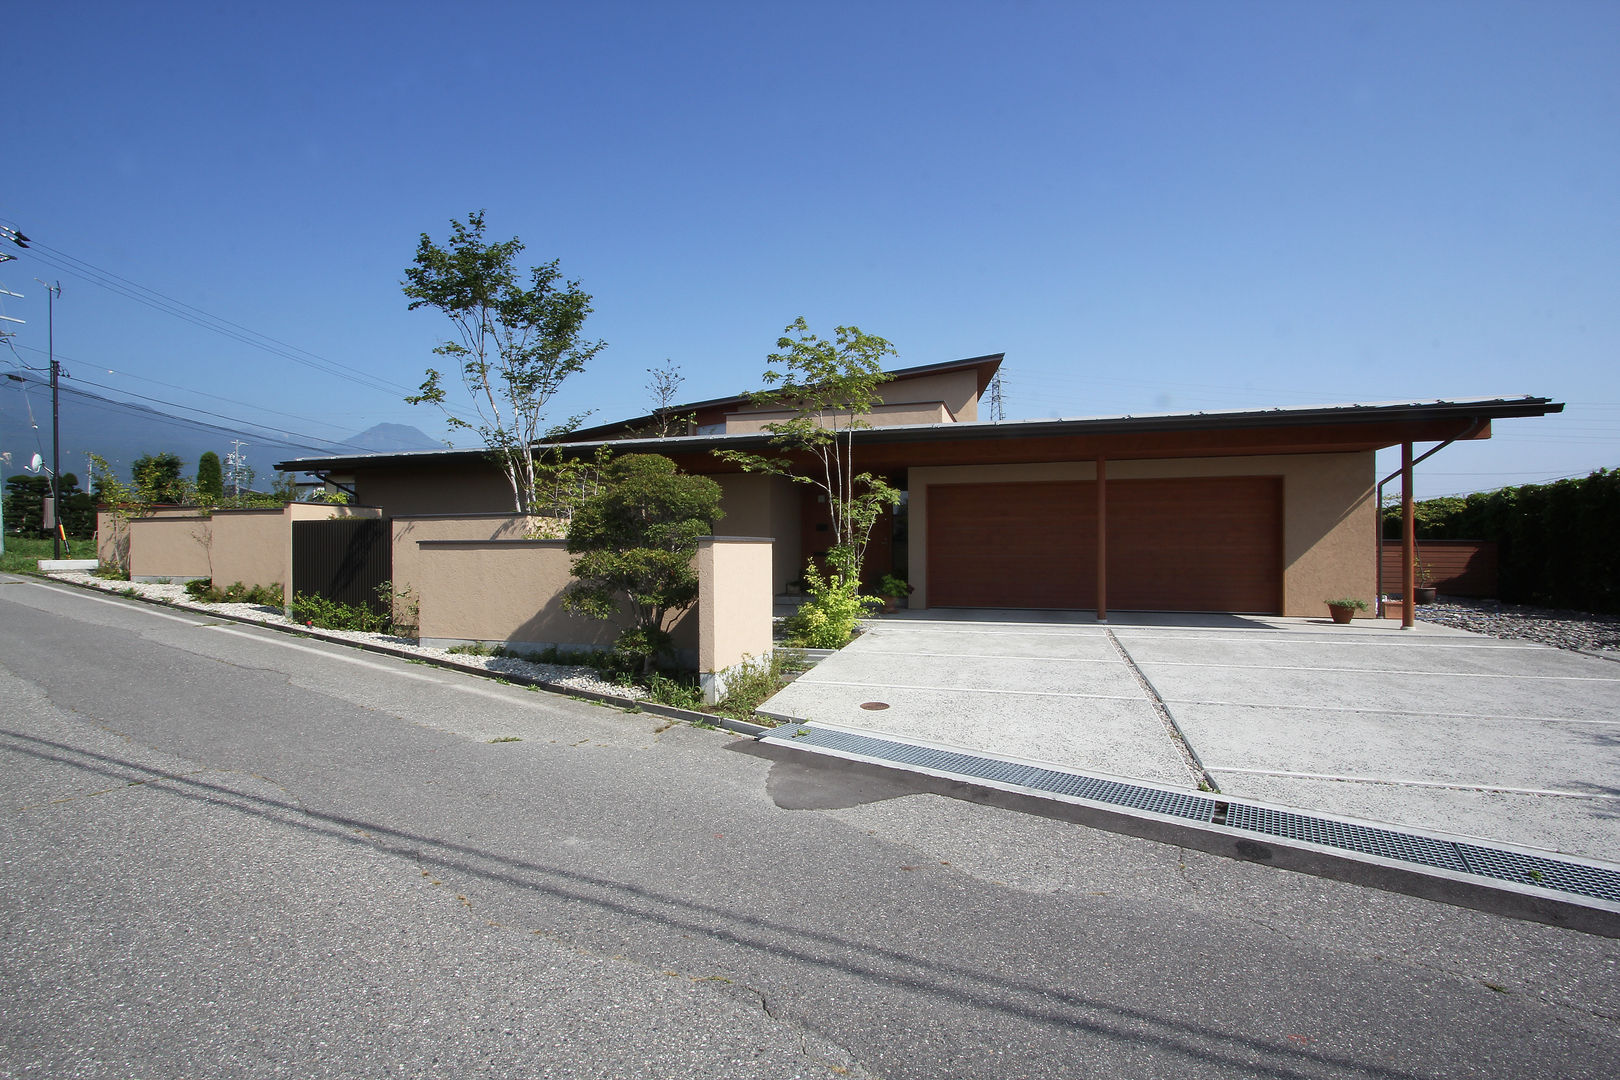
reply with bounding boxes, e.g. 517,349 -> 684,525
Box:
289,592 -> 390,633
185,579 -> 283,606
715,650 -> 798,720
783,564 -> 879,649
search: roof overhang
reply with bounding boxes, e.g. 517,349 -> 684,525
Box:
278,396 -> 1563,474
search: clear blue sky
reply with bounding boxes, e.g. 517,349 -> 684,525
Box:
3,0 -> 1616,498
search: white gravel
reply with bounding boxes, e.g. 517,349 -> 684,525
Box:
1416,595 -> 1620,658
46,571 -> 649,699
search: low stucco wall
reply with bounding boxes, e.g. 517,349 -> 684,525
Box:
697,537 -> 775,701
413,540 -> 677,655
391,514 -> 533,616
209,509 -> 291,589
413,537 -> 774,694
907,452 -> 1375,617
127,515 -> 212,581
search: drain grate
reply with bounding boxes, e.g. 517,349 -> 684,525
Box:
765,725 -> 1217,822
1455,843 -> 1620,903
1223,803 -> 1469,872
761,724 -> 1620,907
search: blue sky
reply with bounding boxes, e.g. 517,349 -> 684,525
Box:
3,0 -> 1616,498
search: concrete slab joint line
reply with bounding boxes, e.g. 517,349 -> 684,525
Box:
1105,629 -> 1218,793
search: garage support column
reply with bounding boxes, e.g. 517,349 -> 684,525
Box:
1401,441 -> 1415,629
1096,456 -> 1107,623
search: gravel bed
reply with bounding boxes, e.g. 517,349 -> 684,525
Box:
1416,595 -> 1620,657
45,571 -> 648,698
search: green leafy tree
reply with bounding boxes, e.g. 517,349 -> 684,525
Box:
563,454 -> 723,674
403,210 -> 606,515
716,317 -> 901,580
132,452 -> 193,505
4,475 -> 50,535
197,451 -> 224,503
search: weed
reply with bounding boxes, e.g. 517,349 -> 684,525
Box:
489,736 -> 522,743
448,642 -> 497,656
289,592 -> 390,633
712,650 -> 797,720
185,579 -> 283,606
644,672 -> 703,711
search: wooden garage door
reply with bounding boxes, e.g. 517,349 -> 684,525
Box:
927,481 -> 1097,608
1106,476 -> 1282,613
926,476 -> 1282,612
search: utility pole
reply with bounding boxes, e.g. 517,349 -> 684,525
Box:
37,280 -> 63,558
987,372 -> 1006,422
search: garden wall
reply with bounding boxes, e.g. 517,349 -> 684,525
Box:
414,536 -> 774,703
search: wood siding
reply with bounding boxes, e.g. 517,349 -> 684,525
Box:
1380,540 -> 1499,597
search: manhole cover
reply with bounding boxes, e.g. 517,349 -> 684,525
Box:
859,702 -> 890,711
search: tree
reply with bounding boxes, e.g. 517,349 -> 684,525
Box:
132,452 -> 192,505
403,211 -> 605,515
643,358 -> 693,438
563,454 -> 723,674
197,451 -> 224,503
4,475 -> 50,535
716,317 -> 900,580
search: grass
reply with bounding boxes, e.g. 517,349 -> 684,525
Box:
0,534 -> 80,574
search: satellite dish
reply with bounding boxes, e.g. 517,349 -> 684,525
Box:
28,453 -> 42,473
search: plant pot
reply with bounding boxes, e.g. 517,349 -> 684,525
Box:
1382,600 -> 1407,621
1327,604 -> 1357,624
881,596 -> 898,614
1415,586 -> 1437,604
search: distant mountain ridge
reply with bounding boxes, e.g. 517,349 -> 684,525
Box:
0,372 -> 437,483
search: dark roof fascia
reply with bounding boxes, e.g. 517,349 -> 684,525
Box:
548,396 -> 1564,456
563,352 -> 1006,440
278,396 -> 1561,471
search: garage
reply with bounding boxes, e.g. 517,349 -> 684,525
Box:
926,476 -> 1283,612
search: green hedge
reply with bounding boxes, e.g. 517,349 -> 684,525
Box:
1383,468 -> 1620,614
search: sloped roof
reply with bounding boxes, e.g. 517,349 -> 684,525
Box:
278,394 -> 1562,472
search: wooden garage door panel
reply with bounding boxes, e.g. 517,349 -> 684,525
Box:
1107,477 -> 1282,613
928,482 -> 1097,608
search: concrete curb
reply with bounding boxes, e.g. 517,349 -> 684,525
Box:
748,731 -> 1620,938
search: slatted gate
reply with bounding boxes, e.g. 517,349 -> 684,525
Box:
291,518 -> 392,615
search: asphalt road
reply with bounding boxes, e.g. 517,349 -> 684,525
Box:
2,574 -> 1617,1079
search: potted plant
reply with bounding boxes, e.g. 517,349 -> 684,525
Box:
1326,597 -> 1367,624
874,573 -> 912,614
1414,556 -> 1437,604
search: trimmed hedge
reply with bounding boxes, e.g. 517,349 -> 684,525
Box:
1383,468 -> 1620,614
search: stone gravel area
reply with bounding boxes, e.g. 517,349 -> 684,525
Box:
1416,595 -> 1620,658
45,571 -> 648,698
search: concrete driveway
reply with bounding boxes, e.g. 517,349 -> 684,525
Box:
760,610 -> 1620,864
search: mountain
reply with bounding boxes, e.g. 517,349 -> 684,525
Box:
348,423 -> 443,452
0,372 -> 427,485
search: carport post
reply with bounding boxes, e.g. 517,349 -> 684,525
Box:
1096,455 -> 1107,622
1401,441 -> 1415,629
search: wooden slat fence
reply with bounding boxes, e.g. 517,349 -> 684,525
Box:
1380,540 -> 1498,597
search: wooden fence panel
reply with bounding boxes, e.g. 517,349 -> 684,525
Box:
1380,540 -> 1498,597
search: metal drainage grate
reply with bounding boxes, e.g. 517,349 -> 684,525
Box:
765,725 -> 1218,823
1223,803 -> 1469,873
761,724 -> 1620,906
1455,843 -> 1620,903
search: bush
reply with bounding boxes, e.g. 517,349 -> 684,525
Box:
185,579 -> 283,606
289,592 -> 390,633
783,565 -> 879,649
715,650 -> 799,720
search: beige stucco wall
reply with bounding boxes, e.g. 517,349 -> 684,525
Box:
209,509 -> 291,589
907,452 -> 1374,617
391,514 -> 531,618
712,473 -> 800,591
128,515 -> 213,581
877,368 -> 980,421
724,401 -> 952,433
413,540 -> 697,656
697,538 -> 774,683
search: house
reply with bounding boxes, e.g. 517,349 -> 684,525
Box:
280,355 -> 1563,619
